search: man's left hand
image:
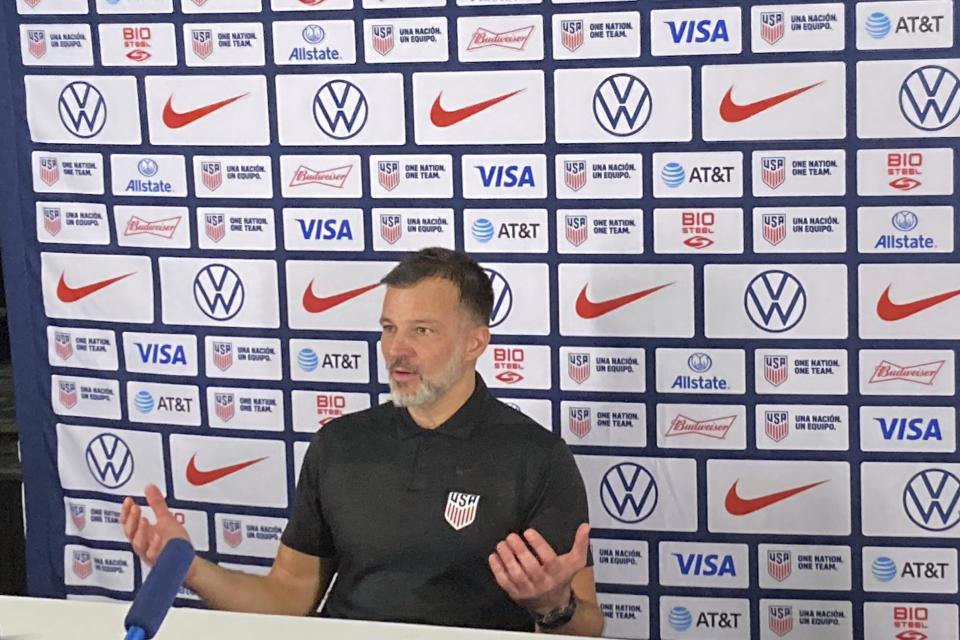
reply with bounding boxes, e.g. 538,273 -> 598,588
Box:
488,522 -> 591,615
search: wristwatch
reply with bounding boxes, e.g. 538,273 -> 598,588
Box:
533,591 -> 578,630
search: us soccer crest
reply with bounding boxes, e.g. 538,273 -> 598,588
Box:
565,215 -> 588,247
378,161 -> 400,191
765,411 -> 789,442
371,25 -> 394,56
24,0 -> 41,7
39,157 -> 59,186
69,502 -> 86,530
191,29 -> 214,59
43,206 -> 62,236
59,381 -> 77,409
568,407 -> 591,438
444,492 -> 479,530
214,392 -> 235,422
72,550 -> 92,580
380,214 -> 402,244
222,519 -> 243,548
212,341 -> 233,371
204,213 -> 226,243
768,605 -> 793,637
560,20 -> 584,52
764,355 -> 788,387
762,213 -> 787,246
568,353 -> 591,384
201,161 -> 222,191
27,29 -> 46,58
564,161 -> 587,192
760,12 -> 785,44
54,331 -> 73,360
761,156 -> 786,189
767,550 -> 791,582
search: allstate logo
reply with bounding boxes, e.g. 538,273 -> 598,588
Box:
302,24 -> 325,44
902,468 -> 960,531
687,352 -> 712,373
600,462 -> 657,523
472,218 -> 495,243
892,210 -> 918,232
137,158 -> 158,177
871,557 -> 897,582
668,606 -> 693,632
484,268 -> 513,328
298,348 -> 319,372
134,390 -> 154,414
85,433 -> 134,489
865,12 -> 891,39
660,162 -> 685,188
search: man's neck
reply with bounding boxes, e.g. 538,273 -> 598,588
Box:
407,370 -> 477,429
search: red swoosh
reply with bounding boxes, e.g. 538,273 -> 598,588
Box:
162,93 -> 249,129
56,272 -> 135,303
725,479 -> 829,516
877,284 -> 960,321
430,89 -> 524,127
575,283 -> 673,319
303,280 -> 382,313
185,454 -> 268,486
719,82 -> 823,123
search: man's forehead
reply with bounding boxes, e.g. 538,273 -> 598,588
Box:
383,278 -> 464,313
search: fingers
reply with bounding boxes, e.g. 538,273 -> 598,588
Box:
568,523 -> 591,567
505,533 -> 545,578
488,553 -> 519,599
495,539 -> 537,593
144,484 -> 172,521
121,500 -> 142,541
131,517 -> 153,562
145,530 -> 165,565
522,528 -> 558,565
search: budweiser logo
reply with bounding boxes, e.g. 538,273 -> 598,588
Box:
289,164 -> 352,188
869,360 -> 944,386
124,215 -> 182,239
665,414 -> 737,439
467,26 -> 535,51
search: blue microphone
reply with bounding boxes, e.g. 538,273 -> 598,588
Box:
123,538 -> 196,640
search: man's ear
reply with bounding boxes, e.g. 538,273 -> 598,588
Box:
465,324 -> 490,361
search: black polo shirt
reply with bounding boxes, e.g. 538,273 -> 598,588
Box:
281,375 -> 591,631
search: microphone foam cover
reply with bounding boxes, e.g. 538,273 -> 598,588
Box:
124,538 -> 196,639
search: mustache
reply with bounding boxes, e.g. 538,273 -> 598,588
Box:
387,359 -> 420,374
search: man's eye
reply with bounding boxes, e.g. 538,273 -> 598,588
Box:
416,327 -> 431,336
381,325 -> 395,333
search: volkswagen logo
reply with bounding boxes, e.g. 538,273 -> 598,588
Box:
902,468 -> 960,531
137,157 -> 159,177
85,433 -> 134,489
891,210 -> 918,232
484,268 -> 513,328
313,80 -> 368,140
899,65 -> 960,131
593,73 -> 652,137
58,81 -> 107,138
193,264 -> 245,321
600,462 -> 657,523
744,270 -> 807,333
687,352 -> 712,373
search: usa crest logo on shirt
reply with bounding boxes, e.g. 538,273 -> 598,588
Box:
445,491 -> 480,530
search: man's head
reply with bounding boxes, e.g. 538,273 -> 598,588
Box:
379,248 -> 493,408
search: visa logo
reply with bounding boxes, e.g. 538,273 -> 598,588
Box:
673,553 -> 736,576
875,417 -> 942,441
296,218 -> 354,240
135,343 -> 187,365
475,165 -> 536,188
666,19 -> 730,43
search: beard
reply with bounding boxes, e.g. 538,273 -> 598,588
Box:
388,345 -> 466,408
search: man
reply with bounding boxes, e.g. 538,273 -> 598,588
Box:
121,248 -> 603,636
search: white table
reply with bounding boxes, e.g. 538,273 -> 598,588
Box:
0,595 -> 557,640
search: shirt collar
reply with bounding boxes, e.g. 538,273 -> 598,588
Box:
394,373 -> 490,440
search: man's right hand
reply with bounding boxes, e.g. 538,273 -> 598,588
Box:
121,484 -> 195,581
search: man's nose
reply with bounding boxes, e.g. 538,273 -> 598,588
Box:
384,333 -> 414,360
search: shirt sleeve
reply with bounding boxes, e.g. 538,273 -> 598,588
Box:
281,432 -> 336,558
524,439 -> 593,567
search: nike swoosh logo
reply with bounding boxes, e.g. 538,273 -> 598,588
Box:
185,454 -> 268,486
430,89 -> 524,127
877,285 -> 960,321
575,283 -> 673,319
162,93 -> 249,129
303,280 -> 382,313
719,82 -> 823,123
724,479 -> 829,516
56,272 -> 135,303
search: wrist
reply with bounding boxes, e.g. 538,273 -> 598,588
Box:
532,590 -> 577,630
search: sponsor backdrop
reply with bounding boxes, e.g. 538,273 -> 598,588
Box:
1,0 -> 959,638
